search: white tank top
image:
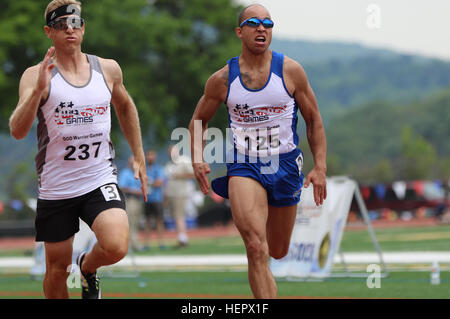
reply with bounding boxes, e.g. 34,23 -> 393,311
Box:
36,54 -> 117,200
225,51 -> 299,158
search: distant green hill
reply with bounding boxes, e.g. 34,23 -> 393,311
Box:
271,38 -> 398,64
327,88 -> 450,170
272,39 -> 450,122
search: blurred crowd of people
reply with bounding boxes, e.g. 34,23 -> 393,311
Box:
348,179 -> 450,223
118,145 -> 199,251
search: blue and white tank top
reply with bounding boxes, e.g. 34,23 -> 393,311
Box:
225,51 -> 299,158
36,54 -> 117,200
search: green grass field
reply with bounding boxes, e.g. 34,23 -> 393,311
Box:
0,270 -> 449,299
340,224 -> 450,252
0,224 -> 449,299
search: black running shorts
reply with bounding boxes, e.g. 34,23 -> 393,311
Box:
35,183 -> 126,242
144,202 -> 164,218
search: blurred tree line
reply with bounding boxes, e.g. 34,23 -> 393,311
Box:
304,54 -> 450,121
0,0 -> 242,144
325,89 -> 450,183
0,0 -> 448,196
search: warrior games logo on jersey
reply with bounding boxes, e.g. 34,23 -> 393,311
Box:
232,103 -> 288,123
54,101 -> 109,126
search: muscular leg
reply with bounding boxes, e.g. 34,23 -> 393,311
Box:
228,176 -> 277,299
126,196 -> 143,251
155,215 -> 166,247
80,208 -> 129,274
172,197 -> 188,245
266,204 -> 297,259
43,236 -> 74,299
144,214 -> 153,246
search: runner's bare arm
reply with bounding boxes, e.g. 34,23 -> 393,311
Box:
286,57 -> 327,205
102,58 -> 148,201
10,47 -> 55,139
189,65 -> 228,194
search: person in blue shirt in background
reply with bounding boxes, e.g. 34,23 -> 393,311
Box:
144,150 -> 167,250
118,156 -> 145,251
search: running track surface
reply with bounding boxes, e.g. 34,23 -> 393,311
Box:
0,291 -> 385,299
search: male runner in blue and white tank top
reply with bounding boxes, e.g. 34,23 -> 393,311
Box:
9,0 -> 148,299
189,4 -> 327,298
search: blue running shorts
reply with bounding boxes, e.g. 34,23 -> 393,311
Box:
212,148 -> 304,207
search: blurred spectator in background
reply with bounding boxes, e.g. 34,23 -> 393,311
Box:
143,150 -> 167,250
118,156 -> 144,251
436,179 -> 449,222
164,145 -> 195,248
184,180 -> 205,225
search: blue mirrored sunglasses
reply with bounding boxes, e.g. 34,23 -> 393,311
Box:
240,17 -> 274,29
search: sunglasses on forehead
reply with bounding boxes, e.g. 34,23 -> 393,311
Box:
48,16 -> 84,30
240,17 -> 274,29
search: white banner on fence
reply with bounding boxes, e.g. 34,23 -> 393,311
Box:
270,176 -> 356,278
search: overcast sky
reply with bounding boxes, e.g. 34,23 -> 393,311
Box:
236,0 -> 450,61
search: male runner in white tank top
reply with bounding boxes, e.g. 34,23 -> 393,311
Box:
189,4 -> 327,298
9,0 -> 148,299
